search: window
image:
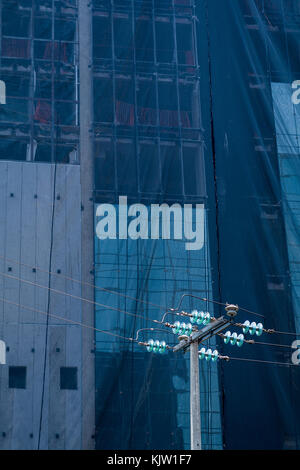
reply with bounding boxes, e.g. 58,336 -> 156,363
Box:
137,77 -> 157,126
94,78 -> 113,123
138,140 -> 161,194
35,79 -> 52,99
179,81 -> 200,128
55,79 -> 75,101
176,20 -> 194,66
34,17 -> 52,39
34,142 -> 52,162
135,18 -> 154,62
55,19 -> 76,42
114,16 -> 133,61
60,367 -> 78,390
2,75 -> 30,98
183,142 -> 206,196
115,78 -> 135,126
9,366 -> 27,389
2,38 -> 30,59
155,18 -> 174,64
54,145 -> 76,164
93,15 -> 112,59
160,141 -> 182,196
55,102 -> 76,125
95,139 -> 115,191
158,80 -> 178,127
2,10 -> 30,38
116,139 -> 137,194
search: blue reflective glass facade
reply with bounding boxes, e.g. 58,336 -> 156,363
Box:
92,0 -> 223,450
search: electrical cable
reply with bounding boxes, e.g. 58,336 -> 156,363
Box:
0,295 -> 139,343
2,265 -> 299,344
0,253 -> 166,311
0,270 -> 164,325
228,356 -> 299,368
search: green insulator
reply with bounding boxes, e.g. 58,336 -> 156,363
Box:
256,323 -> 263,336
230,332 -> 238,346
196,311 -> 204,326
153,340 -> 160,353
191,310 -> 198,324
146,339 -> 154,352
159,341 -> 166,354
212,350 -> 219,362
203,312 -> 211,326
199,347 -> 206,360
185,323 -> 193,336
179,322 -> 186,335
205,348 -> 212,361
172,321 -> 181,335
224,331 -> 231,344
237,334 -> 244,347
249,322 -> 257,335
242,320 -> 250,334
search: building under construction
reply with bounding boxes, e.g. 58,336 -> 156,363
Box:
0,0 -> 300,450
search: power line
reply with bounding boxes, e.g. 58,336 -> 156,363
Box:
0,270 -> 163,325
246,340 -> 297,349
228,356 -> 299,368
0,295 -> 136,343
2,267 -> 298,342
0,253 -> 166,311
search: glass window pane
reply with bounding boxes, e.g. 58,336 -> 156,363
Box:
2,10 -> 30,37
93,16 -> 112,59
138,141 -> 160,193
9,366 -> 27,389
160,141 -> 182,195
115,78 -> 135,126
94,78 -> 114,123
155,19 -> 174,63
116,140 -> 137,194
55,19 -> 76,42
179,81 -> 200,128
183,142 -> 206,196
158,80 -> 178,127
135,18 -> 154,62
114,16 -> 133,60
176,21 -> 194,66
95,139 -> 115,191
137,78 -> 157,125
34,17 -> 52,39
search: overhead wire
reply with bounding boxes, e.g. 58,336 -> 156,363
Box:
0,295 -> 138,343
227,356 -> 299,368
0,270 -> 166,325
1,264 -> 299,342
0,253 -> 166,311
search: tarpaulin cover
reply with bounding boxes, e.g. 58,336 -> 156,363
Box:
94,0 -> 300,450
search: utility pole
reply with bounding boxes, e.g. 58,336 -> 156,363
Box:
142,303 -> 268,450
173,307 -> 238,450
190,341 -> 201,450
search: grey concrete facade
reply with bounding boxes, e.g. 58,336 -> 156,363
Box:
0,160 -> 90,449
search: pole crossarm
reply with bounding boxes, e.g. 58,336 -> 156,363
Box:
173,316 -> 232,353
